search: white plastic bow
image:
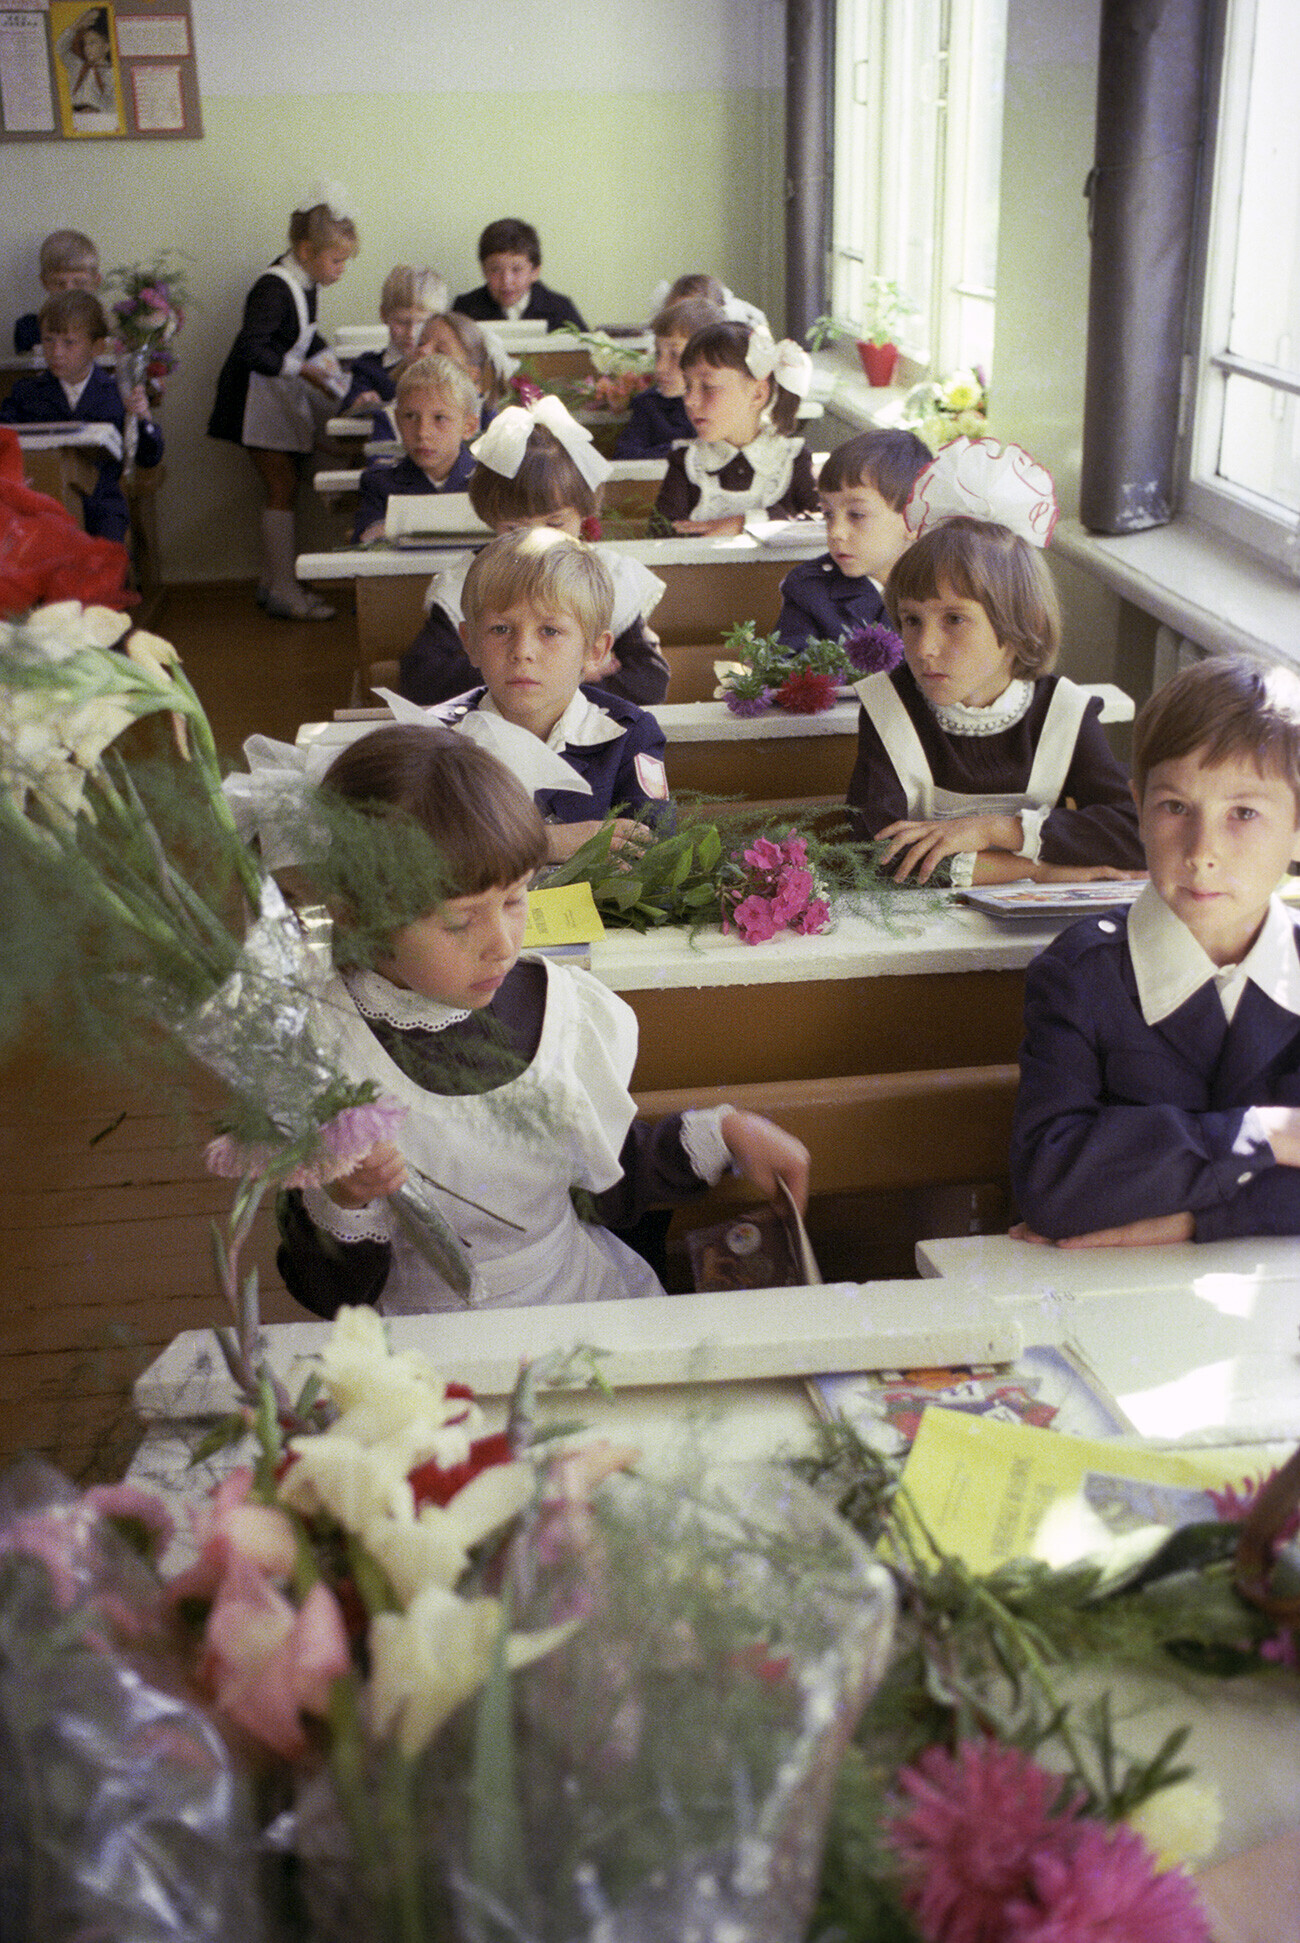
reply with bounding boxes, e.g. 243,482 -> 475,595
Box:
372,691 -> 593,799
744,329 -> 813,400
904,436 -> 1059,548
294,178 -> 355,223
470,396 -> 611,493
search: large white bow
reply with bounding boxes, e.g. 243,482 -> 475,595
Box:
294,178 -> 355,223
744,328 -> 812,399
478,325 -> 519,380
905,436 -> 1059,548
471,395 -> 611,493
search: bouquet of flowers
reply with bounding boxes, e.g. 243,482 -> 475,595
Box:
534,327 -> 653,422
899,368 -> 989,453
718,619 -> 903,717
722,832 -> 831,943
0,600 -> 475,1322
0,1308 -> 897,1943
105,249 -> 191,400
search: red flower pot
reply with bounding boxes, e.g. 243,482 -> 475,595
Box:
858,340 -> 899,387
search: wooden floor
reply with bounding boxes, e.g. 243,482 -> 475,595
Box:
0,583 -> 365,1479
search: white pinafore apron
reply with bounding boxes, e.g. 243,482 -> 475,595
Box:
241,262 -> 328,452
855,673 -> 1092,826
685,430 -> 802,523
321,959 -> 664,1315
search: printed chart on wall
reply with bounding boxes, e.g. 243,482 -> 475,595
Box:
0,3 -> 201,140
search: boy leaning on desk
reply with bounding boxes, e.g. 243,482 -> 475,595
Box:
1011,656 -> 1300,1248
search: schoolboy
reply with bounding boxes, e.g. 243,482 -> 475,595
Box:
1011,656 -> 1300,1247
13,228 -> 100,356
453,219 -> 586,333
341,264 -> 448,414
614,296 -> 720,460
775,429 -> 932,650
437,527 -> 669,861
351,354 -> 478,542
0,289 -> 162,543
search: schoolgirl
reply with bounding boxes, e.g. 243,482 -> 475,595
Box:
653,321 -> 817,537
399,395 -> 670,707
849,438 -> 1144,887
417,311 -> 515,426
272,726 -> 808,1315
208,184 -> 358,621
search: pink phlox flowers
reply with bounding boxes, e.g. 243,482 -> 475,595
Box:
771,865 -> 814,924
205,1095 -> 406,1189
200,1553 -> 351,1759
168,1466 -> 298,1605
724,835 -> 830,943
1003,1819 -> 1210,1943
743,836 -> 787,875
887,1741 -> 1209,1943
793,896 -> 830,935
727,893 -> 780,944
843,621 -> 904,676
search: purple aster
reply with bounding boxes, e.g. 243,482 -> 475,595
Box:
843,621 -> 905,675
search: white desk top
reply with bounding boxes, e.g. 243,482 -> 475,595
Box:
298,529 -> 826,581
298,698 -> 861,754
917,1231 -> 1300,1294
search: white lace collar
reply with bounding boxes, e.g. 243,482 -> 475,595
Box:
689,425 -> 800,474
924,676 -> 1034,737
344,966 -> 470,1032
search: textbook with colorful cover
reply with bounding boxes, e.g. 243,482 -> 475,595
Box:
958,879 -> 1146,919
808,1342 -> 1132,1459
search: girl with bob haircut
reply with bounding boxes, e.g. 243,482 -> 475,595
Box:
209,186 -> 359,621
399,397 -> 669,708
275,724 -> 809,1316
653,319 -> 818,536
418,310 -> 511,421
848,438 -> 1144,886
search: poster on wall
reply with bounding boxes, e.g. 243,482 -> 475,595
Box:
0,0 -> 200,140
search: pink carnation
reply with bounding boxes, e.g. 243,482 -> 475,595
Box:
205,1096 -> 406,1189
1005,1819 -> 1210,1943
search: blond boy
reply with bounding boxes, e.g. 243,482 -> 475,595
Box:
351,354 -> 478,543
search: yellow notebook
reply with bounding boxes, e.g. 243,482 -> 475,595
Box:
523,882 -> 605,949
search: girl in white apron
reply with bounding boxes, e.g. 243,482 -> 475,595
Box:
271,725 -> 810,1318
208,186 -> 357,621
847,437 -> 1144,887
653,321 -> 819,537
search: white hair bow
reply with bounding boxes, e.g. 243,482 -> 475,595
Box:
471,395 -> 611,493
221,735 -> 330,873
905,436 -> 1059,548
478,325 -> 519,381
744,329 -> 812,399
294,178 -> 355,223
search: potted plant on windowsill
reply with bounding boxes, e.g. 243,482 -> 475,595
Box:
808,278 -> 916,387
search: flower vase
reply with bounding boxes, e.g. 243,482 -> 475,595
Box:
115,347 -> 150,481
858,341 -> 899,387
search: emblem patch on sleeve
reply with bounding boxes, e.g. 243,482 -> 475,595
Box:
635,753 -> 669,799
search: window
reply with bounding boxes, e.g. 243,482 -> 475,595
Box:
1185,0 -> 1300,570
828,0 -> 1007,377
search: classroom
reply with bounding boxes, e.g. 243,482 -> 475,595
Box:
3,3 -> 1300,1932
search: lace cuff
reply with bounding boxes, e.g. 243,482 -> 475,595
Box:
1017,806 -> 1049,861
681,1104 -> 736,1184
301,1182 -> 393,1247
946,851 -> 977,891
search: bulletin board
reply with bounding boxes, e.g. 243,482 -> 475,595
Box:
0,2 -> 201,140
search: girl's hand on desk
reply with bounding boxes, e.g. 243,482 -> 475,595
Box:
545,817 -> 652,862
672,515 -> 746,538
720,1110 -> 811,1215
879,812 -> 1022,882
1011,1211 -> 1194,1247
325,1140 -> 407,1208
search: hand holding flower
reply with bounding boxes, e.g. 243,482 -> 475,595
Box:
325,1138 -> 407,1208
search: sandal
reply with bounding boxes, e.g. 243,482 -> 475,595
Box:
264,588 -> 337,622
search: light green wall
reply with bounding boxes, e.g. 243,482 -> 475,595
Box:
993,2 -> 1119,681
4,88 -> 783,580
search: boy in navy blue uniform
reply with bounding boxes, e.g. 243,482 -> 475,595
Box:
775,428 -> 931,651
0,289 -> 161,544
13,228 -> 101,356
614,296 -> 719,460
1011,657 -> 1300,1247
339,265 -> 447,416
453,219 -> 586,334
352,354 -> 478,542
436,527 -> 668,862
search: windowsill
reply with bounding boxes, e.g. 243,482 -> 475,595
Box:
808,347 -> 916,432
1052,517 -> 1300,670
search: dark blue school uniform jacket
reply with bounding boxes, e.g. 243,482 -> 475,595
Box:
13,312 -> 39,356
351,448 -> 475,541
613,388 -> 693,460
451,280 -> 586,333
0,365 -> 162,542
775,553 -> 887,651
1010,908 -> 1300,1242
400,602 -> 669,710
436,685 -> 668,823
341,348 -> 399,412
